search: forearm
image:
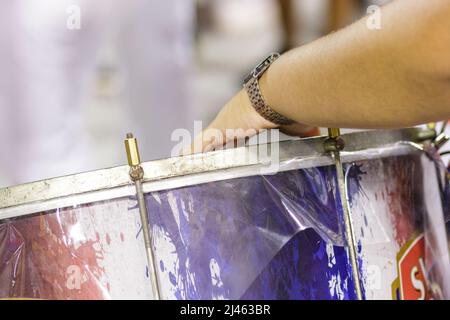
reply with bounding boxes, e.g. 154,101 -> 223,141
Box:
192,0 -> 450,153
260,0 -> 450,128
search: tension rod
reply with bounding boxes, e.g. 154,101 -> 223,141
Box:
324,128 -> 363,300
124,133 -> 161,300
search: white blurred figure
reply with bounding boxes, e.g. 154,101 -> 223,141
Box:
0,0 -> 194,187
0,0 -> 98,187
117,0 -> 194,162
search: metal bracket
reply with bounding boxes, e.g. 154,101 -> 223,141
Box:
413,125 -> 437,142
124,133 -> 161,300
413,122 -> 449,151
324,128 -> 363,300
435,121 -> 450,151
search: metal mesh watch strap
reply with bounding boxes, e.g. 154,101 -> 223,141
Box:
243,53 -> 295,126
244,77 -> 295,126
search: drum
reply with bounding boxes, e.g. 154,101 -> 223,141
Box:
0,128 -> 448,300
445,167 -> 450,257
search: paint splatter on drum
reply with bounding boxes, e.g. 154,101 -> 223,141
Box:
147,153 -> 449,300
0,198 -> 152,299
0,152 -> 448,299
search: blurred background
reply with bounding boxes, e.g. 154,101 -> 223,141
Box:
0,0 -> 412,188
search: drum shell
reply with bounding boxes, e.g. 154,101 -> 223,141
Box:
0,129 -> 448,299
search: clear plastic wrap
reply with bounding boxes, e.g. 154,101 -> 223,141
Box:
445,166 -> 450,250
0,198 -> 152,299
0,143 -> 448,300
146,166 -> 354,300
146,146 -> 449,300
343,148 -> 450,299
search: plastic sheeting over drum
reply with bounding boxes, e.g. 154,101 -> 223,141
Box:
0,198 -> 152,299
0,150 -> 449,299
146,152 -> 449,300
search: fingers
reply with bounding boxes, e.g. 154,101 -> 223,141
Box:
279,123 -> 321,137
181,124 -> 320,156
181,126 -> 262,156
180,89 -> 318,156
182,127 -> 221,155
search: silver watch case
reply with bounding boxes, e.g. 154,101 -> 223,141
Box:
243,53 -> 295,126
243,52 -> 280,84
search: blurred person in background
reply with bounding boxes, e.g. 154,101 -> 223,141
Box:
279,0 -> 355,51
0,0 -> 397,188
279,0 -> 392,51
0,0 -> 194,187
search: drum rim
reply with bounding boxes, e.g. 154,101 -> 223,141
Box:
0,128 -> 425,220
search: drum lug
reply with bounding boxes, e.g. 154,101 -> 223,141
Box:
434,132 -> 449,150
124,133 -> 162,300
414,121 -> 449,151
324,128 -> 364,300
414,124 -> 437,142
323,137 -> 345,152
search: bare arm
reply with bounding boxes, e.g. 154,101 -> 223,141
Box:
262,0 -> 450,128
190,0 -> 450,153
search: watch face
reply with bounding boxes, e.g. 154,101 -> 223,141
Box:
255,54 -> 277,76
243,53 -> 280,85
254,59 -> 271,76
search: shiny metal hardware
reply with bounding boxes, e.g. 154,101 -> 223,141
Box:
124,133 -> 161,300
324,128 -> 363,300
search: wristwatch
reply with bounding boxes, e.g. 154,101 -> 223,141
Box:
243,53 -> 295,126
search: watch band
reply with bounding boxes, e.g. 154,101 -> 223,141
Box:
243,53 -> 295,126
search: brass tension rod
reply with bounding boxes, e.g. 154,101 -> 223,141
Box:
324,128 -> 363,300
124,133 -> 161,300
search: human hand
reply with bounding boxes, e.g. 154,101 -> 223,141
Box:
184,89 -> 319,155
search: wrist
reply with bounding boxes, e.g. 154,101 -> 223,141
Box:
258,70 -> 275,110
242,53 -> 295,126
237,89 -> 279,130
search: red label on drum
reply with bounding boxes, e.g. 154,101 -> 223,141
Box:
392,233 -> 431,300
